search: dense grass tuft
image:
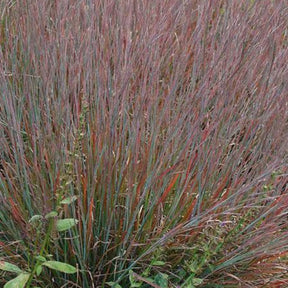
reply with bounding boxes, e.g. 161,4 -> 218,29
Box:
0,1 -> 287,287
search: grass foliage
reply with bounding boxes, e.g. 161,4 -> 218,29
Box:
0,0 -> 288,287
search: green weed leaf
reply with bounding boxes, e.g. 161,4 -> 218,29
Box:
56,218 -> 78,232
0,261 -> 23,274
192,278 -> 203,286
4,273 -> 30,288
29,215 -> 43,223
60,196 -> 78,205
42,261 -> 77,274
34,255 -> 46,262
36,265 -> 43,276
186,260 -> 198,273
142,277 -> 155,283
129,270 -> 142,287
106,282 -> 122,288
154,273 -> 169,287
45,211 -> 58,219
151,260 -> 166,266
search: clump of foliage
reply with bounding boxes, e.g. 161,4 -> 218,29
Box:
0,0 -> 287,287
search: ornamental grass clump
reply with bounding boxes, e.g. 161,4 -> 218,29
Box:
0,0 -> 287,287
